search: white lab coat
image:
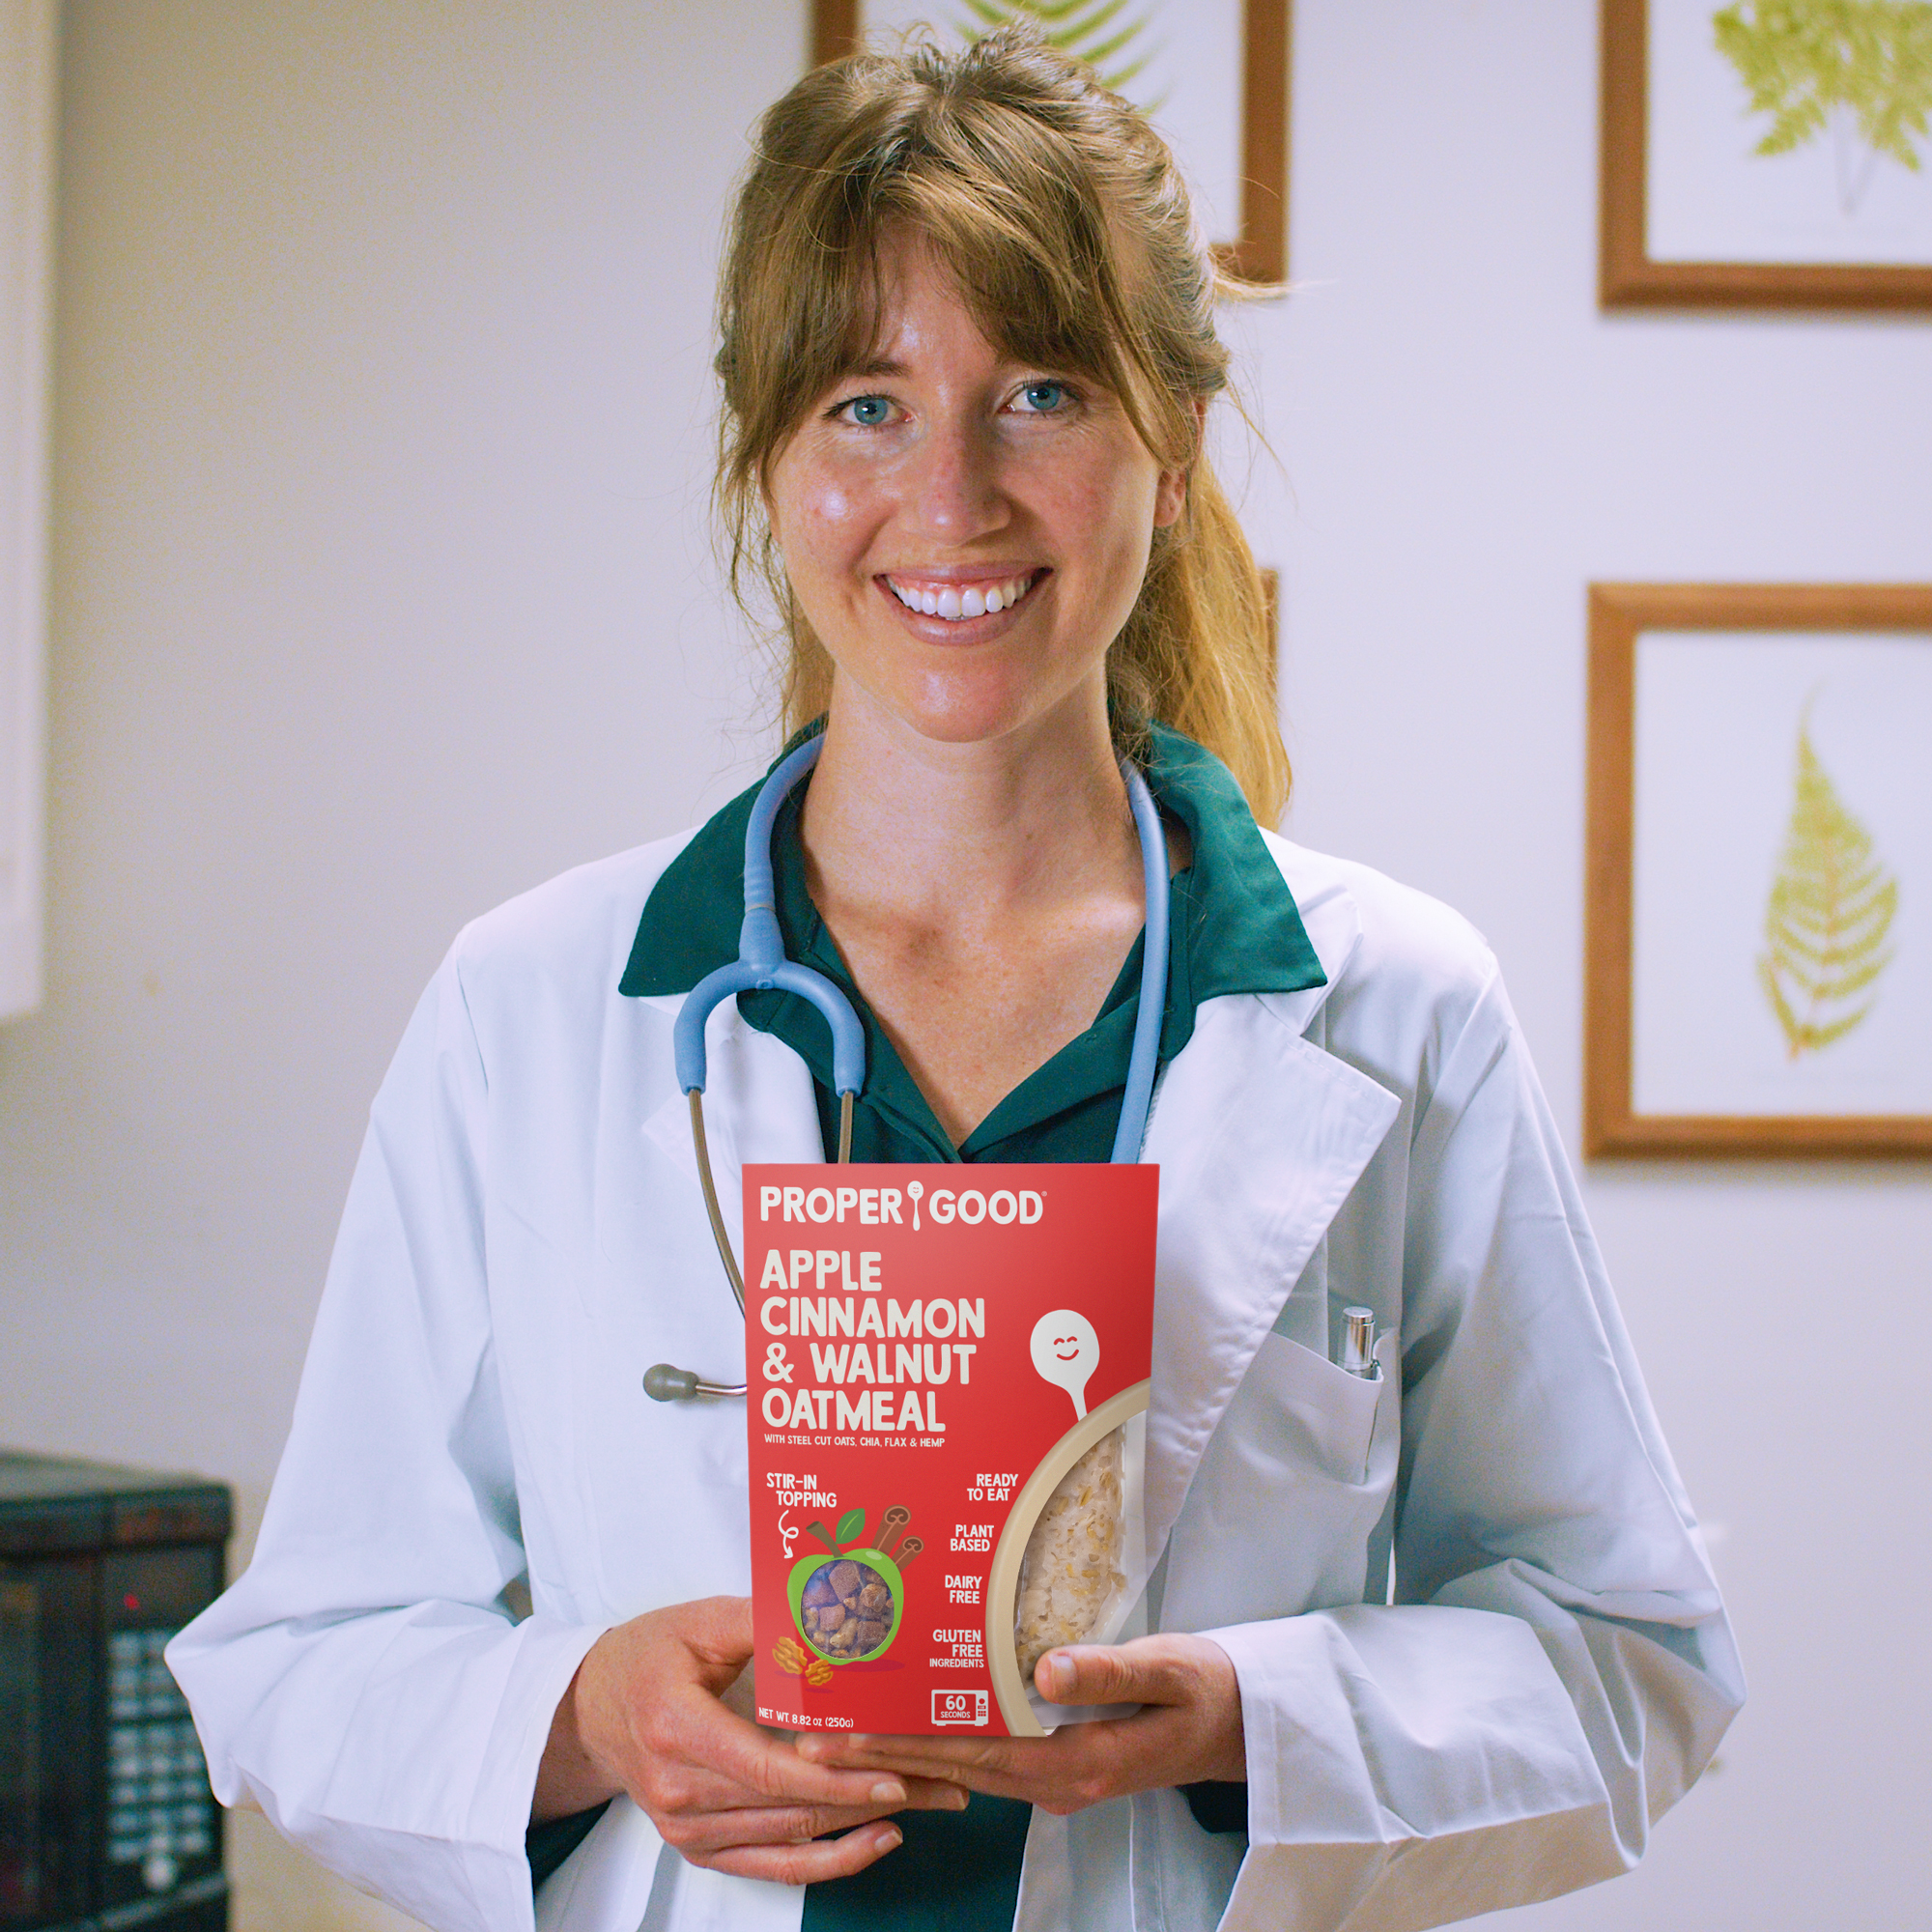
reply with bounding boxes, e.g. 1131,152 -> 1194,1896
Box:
170,827 -> 1741,1932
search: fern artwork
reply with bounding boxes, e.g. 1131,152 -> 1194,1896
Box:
1713,0 -> 1932,214
1755,707 -> 1900,1059
859,0 -> 1266,261
857,0 -> 1273,268
953,0 -> 1162,99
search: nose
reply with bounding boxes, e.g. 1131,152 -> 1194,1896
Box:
903,414 -> 1008,545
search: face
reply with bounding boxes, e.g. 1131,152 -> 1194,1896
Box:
766,233 -> 1187,750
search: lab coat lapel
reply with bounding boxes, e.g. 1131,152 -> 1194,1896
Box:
1137,992 -> 1400,1567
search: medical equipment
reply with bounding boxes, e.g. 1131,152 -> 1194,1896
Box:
643,732 -> 1172,1402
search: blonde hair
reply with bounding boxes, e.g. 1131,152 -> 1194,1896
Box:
715,21 -> 1290,823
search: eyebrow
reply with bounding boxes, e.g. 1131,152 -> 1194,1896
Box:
838,356 -> 907,381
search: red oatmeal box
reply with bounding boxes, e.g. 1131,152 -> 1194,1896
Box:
744,1163 -> 1157,1738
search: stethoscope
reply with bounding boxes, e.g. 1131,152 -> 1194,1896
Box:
643,733 -> 1172,1403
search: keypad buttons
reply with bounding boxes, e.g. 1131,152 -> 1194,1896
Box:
103,1632 -> 215,1879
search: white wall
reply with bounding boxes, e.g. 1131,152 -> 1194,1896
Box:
1,4 -> 1926,1929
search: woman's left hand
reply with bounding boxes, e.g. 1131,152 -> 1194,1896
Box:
793,1634 -> 1245,1814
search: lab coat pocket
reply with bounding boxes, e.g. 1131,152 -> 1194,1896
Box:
1156,1332 -> 1399,1632
1257,1333 -> 1382,1485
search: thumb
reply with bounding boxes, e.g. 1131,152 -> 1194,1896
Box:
1034,1636 -> 1191,1708
679,1594 -> 757,1685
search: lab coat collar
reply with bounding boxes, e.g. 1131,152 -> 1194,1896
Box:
1254,830 -> 1361,1038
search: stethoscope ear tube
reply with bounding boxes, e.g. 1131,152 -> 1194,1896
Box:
688,1089 -> 748,1318
1111,760 -> 1169,1164
671,737 -> 867,1103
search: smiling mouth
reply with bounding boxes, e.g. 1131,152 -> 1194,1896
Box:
1054,1342 -> 1079,1357
884,569 -> 1044,621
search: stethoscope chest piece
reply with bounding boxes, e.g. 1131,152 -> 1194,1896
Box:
642,1363 -> 743,1402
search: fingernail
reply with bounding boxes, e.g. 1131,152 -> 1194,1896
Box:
1042,1653 -> 1073,1698
871,1779 -> 907,1804
943,1786 -> 969,1810
875,1824 -> 902,1851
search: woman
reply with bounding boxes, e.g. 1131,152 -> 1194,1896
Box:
171,25 -> 1741,1932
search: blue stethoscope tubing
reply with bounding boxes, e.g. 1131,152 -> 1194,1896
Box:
644,732 -> 1170,1403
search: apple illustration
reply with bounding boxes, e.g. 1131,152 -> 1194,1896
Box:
786,1507 -> 906,1664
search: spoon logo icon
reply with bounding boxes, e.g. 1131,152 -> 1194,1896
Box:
1030,1309 -> 1099,1419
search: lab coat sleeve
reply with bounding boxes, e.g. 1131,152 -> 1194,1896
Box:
1207,968 -> 1744,1932
167,950 -> 608,1932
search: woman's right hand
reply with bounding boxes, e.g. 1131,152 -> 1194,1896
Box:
534,1595 -> 966,1883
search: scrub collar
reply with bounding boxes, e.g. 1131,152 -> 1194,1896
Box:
621,722 -> 1324,1161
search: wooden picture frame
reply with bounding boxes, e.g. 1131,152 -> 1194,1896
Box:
812,0 -> 1290,285
1601,0 -> 1932,311
1584,583 -> 1932,1157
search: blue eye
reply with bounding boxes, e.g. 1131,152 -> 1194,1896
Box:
842,395 -> 894,426
1018,382 -> 1067,412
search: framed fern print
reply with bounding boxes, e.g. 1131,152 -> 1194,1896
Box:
812,0 -> 1291,283
1585,583 -> 1932,1156
1602,0 -> 1932,309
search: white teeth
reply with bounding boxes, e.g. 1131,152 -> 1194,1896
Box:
889,571 -> 1036,620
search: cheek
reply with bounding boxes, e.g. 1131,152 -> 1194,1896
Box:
771,462 -> 875,580
1049,449 -> 1162,573
785,490 -> 856,566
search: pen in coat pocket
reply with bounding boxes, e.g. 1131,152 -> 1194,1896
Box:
1339,1306 -> 1380,1380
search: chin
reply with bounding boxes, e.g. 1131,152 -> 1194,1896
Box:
889,683 -> 1065,749
895,704 -> 1027,747
842,656 -> 1099,751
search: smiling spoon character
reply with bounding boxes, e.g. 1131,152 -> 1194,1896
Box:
1030,1309 -> 1099,1420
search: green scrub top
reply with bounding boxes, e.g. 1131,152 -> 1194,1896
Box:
529,724 -> 1323,1924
